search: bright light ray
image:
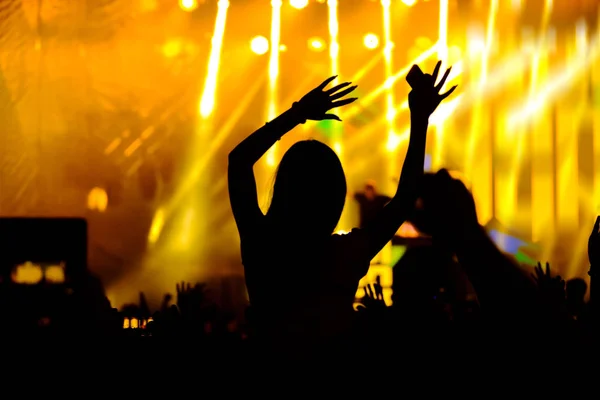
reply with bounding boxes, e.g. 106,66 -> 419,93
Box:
465,0 -> 498,223
343,45 -> 438,120
199,1 -> 230,118
431,0 -> 449,169
265,0 -> 282,167
508,39 -> 600,128
161,76 -> 266,222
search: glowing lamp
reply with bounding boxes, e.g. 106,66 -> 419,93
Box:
308,37 -> 325,52
290,0 -> 308,9
250,36 -> 269,55
179,0 -> 198,12
363,33 -> 379,49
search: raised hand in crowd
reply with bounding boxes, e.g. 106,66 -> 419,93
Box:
358,275 -> 387,312
292,75 -> 358,122
357,61 -> 458,264
532,262 -> 567,319
408,61 -> 457,118
176,281 -> 207,321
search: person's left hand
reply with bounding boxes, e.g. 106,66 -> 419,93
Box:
294,76 -> 358,122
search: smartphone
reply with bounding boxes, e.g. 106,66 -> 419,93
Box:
406,64 -> 424,89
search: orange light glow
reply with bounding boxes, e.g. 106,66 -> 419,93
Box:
290,0 -> 308,9
179,0 -> 198,12
250,36 -> 269,55
363,33 -> 379,49
88,187 -> 108,212
308,37 -> 326,51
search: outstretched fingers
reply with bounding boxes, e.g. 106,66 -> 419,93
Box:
435,67 -> 452,92
317,75 -> 338,90
322,113 -> 342,121
431,60 -> 442,83
329,84 -> 357,100
331,97 -> 358,108
440,85 -> 457,101
325,81 -> 352,95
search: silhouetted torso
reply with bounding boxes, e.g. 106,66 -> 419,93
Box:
240,222 -> 370,351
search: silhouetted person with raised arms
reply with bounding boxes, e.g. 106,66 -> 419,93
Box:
228,62 -> 456,359
354,180 -> 391,229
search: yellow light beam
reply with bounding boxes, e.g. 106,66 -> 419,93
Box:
432,0 -> 449,170
466,0 -> 498,224
382,0 -> 396,212
480,0 -> 498,85
265,0 -> 282,167
343,45 -> 438,120
199,0 -> 230,118
164,75 -> 266,217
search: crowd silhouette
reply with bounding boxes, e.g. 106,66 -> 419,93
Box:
0,59 -> 597,363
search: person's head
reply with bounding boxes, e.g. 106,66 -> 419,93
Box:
566,278 -> 587,307
365,180 -> 377,200
409,170 -> 478,240
267,140 -> 347,237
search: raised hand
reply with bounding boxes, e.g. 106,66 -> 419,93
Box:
588,216 -> 600,270
408,61 -> 457,117
293,76 -> 358,122
359,276 -> 386,311
532,262 -> 566,306
176,281 -> 207,319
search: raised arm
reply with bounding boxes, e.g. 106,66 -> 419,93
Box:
228,76 -> 357,237
360,61 -> 457,260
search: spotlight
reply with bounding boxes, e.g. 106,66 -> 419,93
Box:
363,33 -> 379,49
88,187 -> 108,212
290,0 -> 309,9
250,36 -> 269,55
179,0 -> 198,12
308,37 -> 325,52
401,0 -> 417,6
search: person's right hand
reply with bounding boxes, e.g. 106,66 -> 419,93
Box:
532,262 -> 566,311
588,216 -> 600,269
294,76 -> 358,122
408,61 -> 457,117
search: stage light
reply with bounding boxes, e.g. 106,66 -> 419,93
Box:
88,187 -> 108,212
250,36 -> 269,55
363,33 -> 379,49
401,0 -> 417,6
308,37 -> 325,52
290,0 -> 308,9
179,0 -> 198,12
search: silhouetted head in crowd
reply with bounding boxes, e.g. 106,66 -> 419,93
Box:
409,170 -> 477,240
267,140 -> 346,238
566,278 -> 587,311
365,180 -> 377,200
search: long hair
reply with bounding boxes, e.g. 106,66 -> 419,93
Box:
266,140 -> 347,238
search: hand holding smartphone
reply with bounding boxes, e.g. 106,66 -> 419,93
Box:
406,64 -> 424,89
